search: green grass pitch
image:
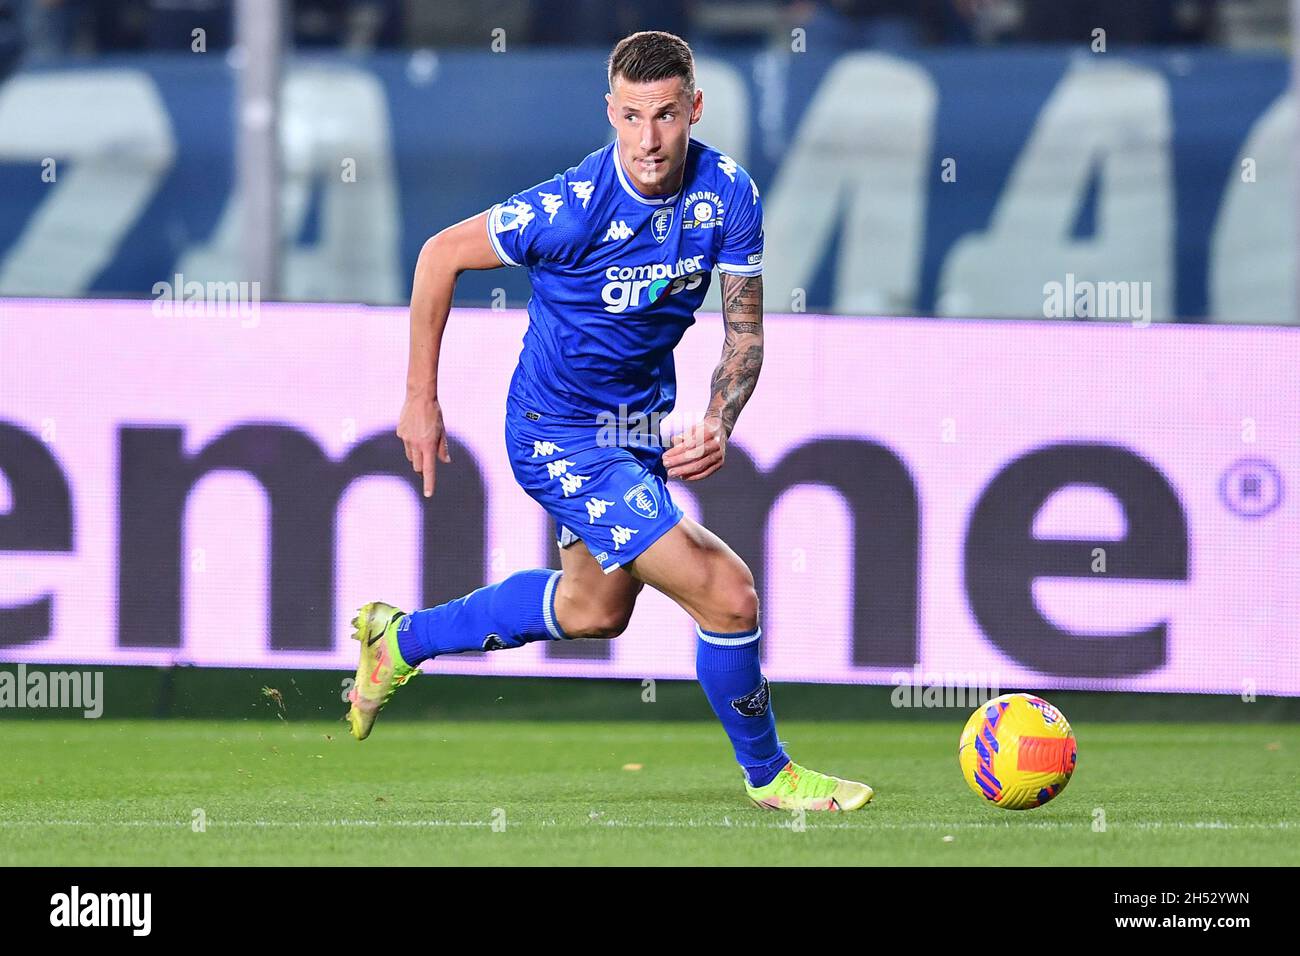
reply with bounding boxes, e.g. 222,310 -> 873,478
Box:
1,719 -> 1295,866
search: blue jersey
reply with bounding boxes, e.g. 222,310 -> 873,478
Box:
485,137 -> 764,424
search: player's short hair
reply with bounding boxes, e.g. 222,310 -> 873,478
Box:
607,31 -> 695,97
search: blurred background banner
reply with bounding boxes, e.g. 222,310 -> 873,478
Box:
2,299 -> 1296,693
0,45 -> 1291,321
1,1 -> 1297,695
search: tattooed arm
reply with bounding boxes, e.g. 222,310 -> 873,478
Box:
663,273 -> 764,481
708,272 -> 764,436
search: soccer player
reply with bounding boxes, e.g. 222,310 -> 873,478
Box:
346,30 -> 872,812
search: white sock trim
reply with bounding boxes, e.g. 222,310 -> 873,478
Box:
542,570 -> 566,640
696,625 -> 761,647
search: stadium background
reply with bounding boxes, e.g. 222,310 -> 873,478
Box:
1,0 -> 1298,875
1,2 -> 1297,701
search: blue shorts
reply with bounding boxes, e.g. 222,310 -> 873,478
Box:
505,398 -> 684,574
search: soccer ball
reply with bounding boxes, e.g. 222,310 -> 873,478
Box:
958,693 -> 1077,810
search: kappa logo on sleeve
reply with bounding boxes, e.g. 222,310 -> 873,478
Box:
570,180 -> 595,208
539,191 -> 564,223
730,677 -> 771,718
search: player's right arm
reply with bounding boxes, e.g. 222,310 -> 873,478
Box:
399,210 -> 504,498
402,174 -> 576,496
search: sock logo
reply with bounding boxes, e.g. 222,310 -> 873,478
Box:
730,677 -> 771,718
481,633 -> 509,652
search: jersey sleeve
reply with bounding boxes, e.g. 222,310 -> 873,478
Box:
716,165 -> 764,277
485,173 -> 587,268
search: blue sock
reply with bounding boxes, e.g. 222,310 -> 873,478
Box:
695,626 -> 789,788
396,569 -> 566,666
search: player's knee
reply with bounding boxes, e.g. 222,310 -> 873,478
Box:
559,601 -> 634,640
707,579 -> 760,634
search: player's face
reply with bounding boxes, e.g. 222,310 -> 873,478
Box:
607,76 -> 702,196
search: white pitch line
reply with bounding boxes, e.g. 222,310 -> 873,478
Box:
0,819 -> 1294,832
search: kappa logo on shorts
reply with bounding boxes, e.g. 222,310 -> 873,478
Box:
546,458 -> 577,478
623,482 -> 658,519
611,525 -> 639,550
586,497 -> 615,523
730,677 -> 771,718
559,473 -> 591,496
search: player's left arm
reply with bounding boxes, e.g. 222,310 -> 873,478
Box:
664,272 -> 763,482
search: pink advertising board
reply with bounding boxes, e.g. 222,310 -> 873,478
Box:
0,298 -> 1296,694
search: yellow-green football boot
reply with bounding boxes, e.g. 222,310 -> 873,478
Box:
345,601 -> 419,740
745,760 -> 873,812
